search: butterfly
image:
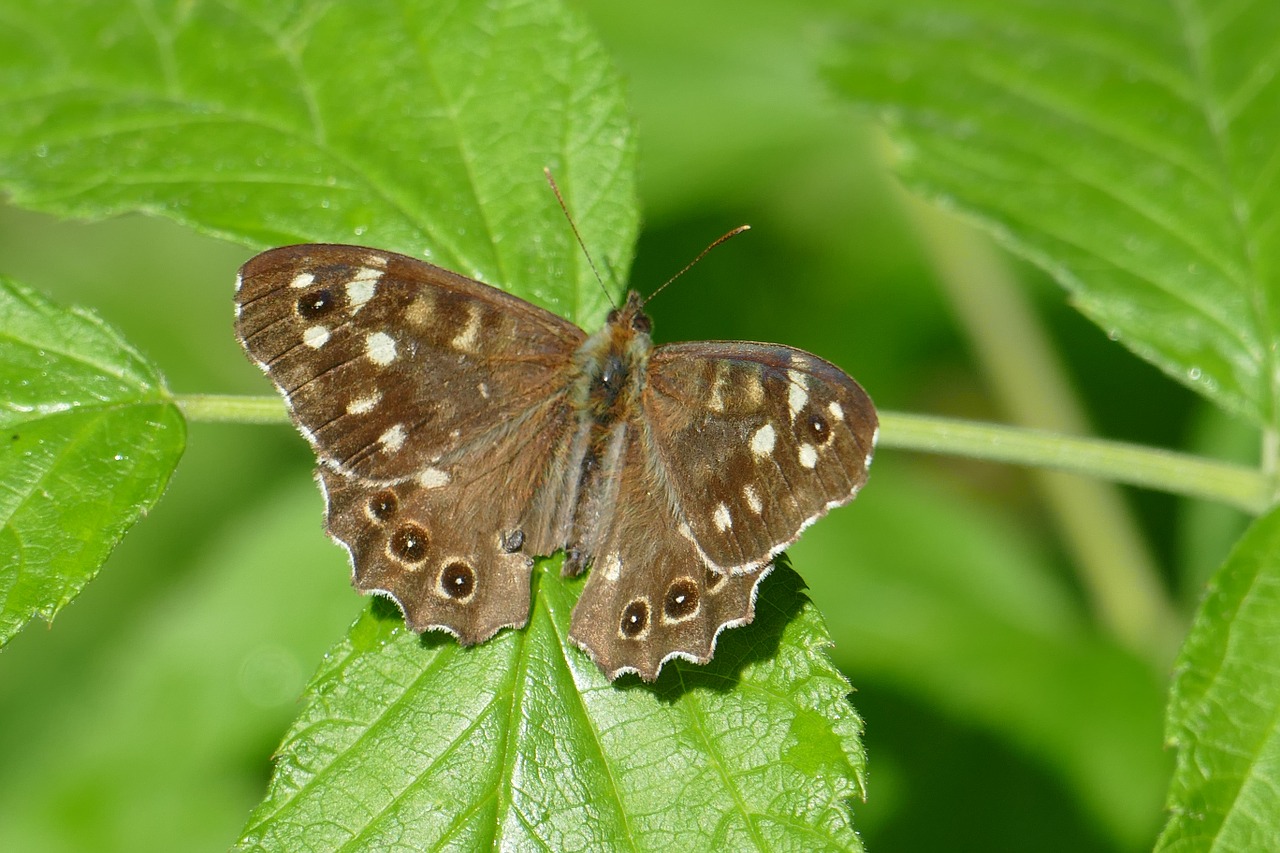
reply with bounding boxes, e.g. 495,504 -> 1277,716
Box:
235,243 -> 877,680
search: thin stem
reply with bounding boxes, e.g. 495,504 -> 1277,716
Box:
176,394 -> 287,424
879,412 -> 1271,515
176,393 -> 1273,514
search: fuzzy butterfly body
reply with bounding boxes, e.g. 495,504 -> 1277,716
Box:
235,244 -> 877,680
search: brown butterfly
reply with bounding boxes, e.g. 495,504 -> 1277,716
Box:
235,244 -> 877,680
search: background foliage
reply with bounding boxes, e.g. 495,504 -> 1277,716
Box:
1,0 -> 1276,851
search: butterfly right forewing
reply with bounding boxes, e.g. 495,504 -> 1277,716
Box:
235,244 -> 585,482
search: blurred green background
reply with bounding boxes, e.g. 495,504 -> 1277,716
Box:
0,1 -> 1257,850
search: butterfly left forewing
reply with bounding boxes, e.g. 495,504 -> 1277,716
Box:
644,342 -> 878,573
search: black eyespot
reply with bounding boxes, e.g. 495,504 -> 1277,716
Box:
368,490 -> 398,522
704,568 -> 725,592
664,578 -> 699,621
440,561 -> 476,600
619,599 -> 650,638
806,410 -> 831,444
632,312 -> 652,334
296,288 -> 337,318
389,523 -> 429,563
500,528 -> 525,553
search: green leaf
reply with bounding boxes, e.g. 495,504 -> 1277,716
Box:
0,478 -> 358,852
828,0 -> 1280,426
237,561 -> 864,851
1158,505 -> 1280,851
0,277 -> 184,646
0,0 -> 637,326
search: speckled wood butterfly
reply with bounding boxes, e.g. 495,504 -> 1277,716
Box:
235,244 -> 877,680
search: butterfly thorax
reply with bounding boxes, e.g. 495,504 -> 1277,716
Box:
555,291 -> 655,573
573,291 -> 653,421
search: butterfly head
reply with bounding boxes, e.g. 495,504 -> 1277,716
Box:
606,290 -> 653,337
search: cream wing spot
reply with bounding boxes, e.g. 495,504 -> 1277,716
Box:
743,371 -> 765,408
799,443 -> 818,469
365,331 -> 397,365
787,370 -> 809,421
303,325 -> 330,349
418,467 -> 451,489
405,294 -> 433,328
828,401 -> 845,422
378,423 -> 407,453
750,423 -> 777,458
451,303 -> 482,352
743,484 -> 763,514
600,553 -> 622,582
345,270 -> 380,314
478,382 -> 491,399
289,272 -> 315,289
347,392 -> 381,415
708,362 -> 729,412
713,502 -> 732,532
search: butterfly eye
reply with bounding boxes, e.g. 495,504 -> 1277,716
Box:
805,410 -> 831,445
439,561 -> 476,600
663,577 -> 700,622
389,523 -> 430,563
619,599 -> 651,638
296,288 -> 338,318
606,308 -> 620,324
367,490 -> 398,522
631,313 -> 652,334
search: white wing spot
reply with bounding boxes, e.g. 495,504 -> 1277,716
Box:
600,553 -> 622,582
365,331 -> 397,365
828,401 -> 845,421
713,502 -> 732,532
787,370 -> 809,421
452,303 -> 482,352
750,423 -> 776,458
289,272 -> 315,289
347,392 -> 380,415
743,484 -> 763,514
378,423 -> 407,453
234,272 -> 243,293
799,443 -> 818,468
345,269 -> 381,313
418,468 -> 450,489
478,382 -> 491,399
303,325 -> 330,348
363,253 -> 388,269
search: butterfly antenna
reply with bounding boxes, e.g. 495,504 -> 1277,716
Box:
643,225 -> 751,307
544,168 -> 615,308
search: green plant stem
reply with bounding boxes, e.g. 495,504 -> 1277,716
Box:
878,412 -> 1270,514
176,394 -> 286,424
177,393 -> 1271,514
